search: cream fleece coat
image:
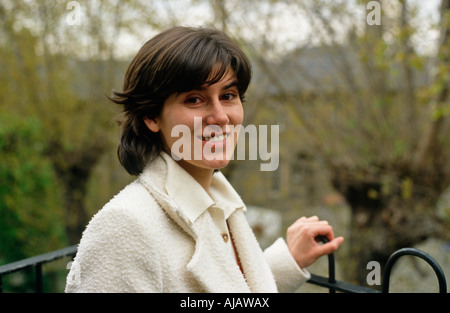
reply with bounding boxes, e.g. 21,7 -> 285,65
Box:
65,153 -> 310,293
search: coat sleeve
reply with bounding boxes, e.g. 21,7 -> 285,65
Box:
65,205 -> 163,293
264,238 -> 311,293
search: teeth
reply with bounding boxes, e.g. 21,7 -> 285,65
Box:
204,134 -> 227,142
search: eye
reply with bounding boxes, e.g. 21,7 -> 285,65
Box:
221,93 -> 237,101
185,96 -> 203,105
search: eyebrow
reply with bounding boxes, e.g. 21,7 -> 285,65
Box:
224,80 -> 239,90
194,79 -> 239,91
175,79 -> 239,98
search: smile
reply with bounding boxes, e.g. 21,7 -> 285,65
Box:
202,133 -> 228,142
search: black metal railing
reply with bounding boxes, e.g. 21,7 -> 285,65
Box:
0,242 -> 447,293
309,236 -> 447,293
0,245 -> 77,293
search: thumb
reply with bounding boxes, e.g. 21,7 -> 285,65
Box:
316,236 -> 344,256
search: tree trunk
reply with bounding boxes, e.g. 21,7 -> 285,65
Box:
61,164 -> 92,245
50,141 -> 107,244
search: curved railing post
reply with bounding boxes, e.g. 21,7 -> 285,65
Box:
382,247 -> 447,293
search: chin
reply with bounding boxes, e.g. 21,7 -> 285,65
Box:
204,158 -> 230,170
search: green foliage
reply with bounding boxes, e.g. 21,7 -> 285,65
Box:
0,112 -> 67,265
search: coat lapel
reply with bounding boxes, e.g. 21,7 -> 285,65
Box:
227,210 -> 278,293
186,212 -> 251,293
138,183 -> 251,292
180,206 -> 278,293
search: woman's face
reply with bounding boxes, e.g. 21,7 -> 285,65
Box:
144,69 -> 244,176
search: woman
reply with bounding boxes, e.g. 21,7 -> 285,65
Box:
65,26 -> 343,293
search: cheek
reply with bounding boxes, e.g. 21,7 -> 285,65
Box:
157,113 -> 179,148
158,112 -> 196,147
229,104 -> 244,125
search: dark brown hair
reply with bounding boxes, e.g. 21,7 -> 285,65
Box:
109,26 -> 252,175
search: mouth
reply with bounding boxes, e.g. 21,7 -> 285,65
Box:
201,133 -> 228,143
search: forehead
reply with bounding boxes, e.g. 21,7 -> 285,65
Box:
177,68 -> 237,94
200,69 -> 237,90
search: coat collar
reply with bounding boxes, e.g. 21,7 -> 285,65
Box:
140,152 -> 245,224
138,152 -> 277,293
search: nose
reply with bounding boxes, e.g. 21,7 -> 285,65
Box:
205,98 -> 229,126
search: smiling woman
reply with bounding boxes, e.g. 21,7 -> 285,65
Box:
65,26 -> 343,293
109,26 -> 251,177
143,69 -> 243,189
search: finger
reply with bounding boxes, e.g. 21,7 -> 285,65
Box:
310,224 -> 335,241
294,216 -> 308,223
305,216 -> 329,225
291,216 -> 312,228
294,215 -> 318,222
293,216 -> 323,226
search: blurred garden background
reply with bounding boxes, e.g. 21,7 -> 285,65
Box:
0,0 -> 449,292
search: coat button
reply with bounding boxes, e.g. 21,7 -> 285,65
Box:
222,233 -> 229,243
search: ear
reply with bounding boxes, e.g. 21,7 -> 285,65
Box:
143,117 -> 160,133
